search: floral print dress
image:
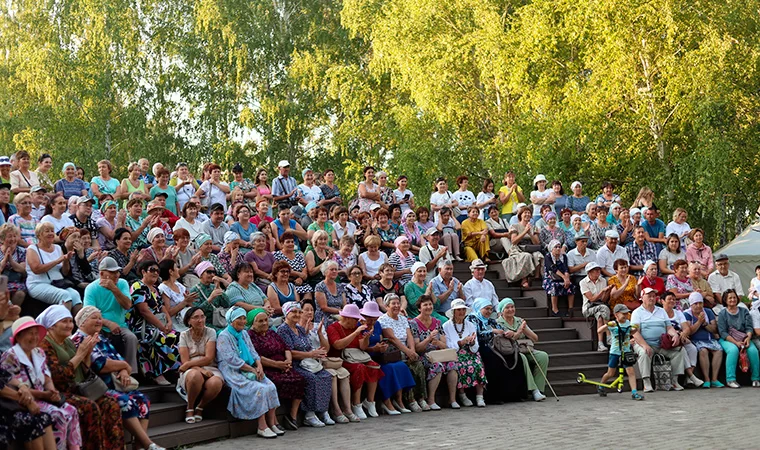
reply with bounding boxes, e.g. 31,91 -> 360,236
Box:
276,323 -> 333,413
0,245 -> 26,293
247,330 -> 306,401
125,281 -> 181,378
0,367 -> 52,446
409,317 -> 457,380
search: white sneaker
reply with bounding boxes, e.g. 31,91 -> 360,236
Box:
753,380 -> 760,388
147,445 -> 166,450
450,401 -> 460,409
319,411 -> 335,425
334,414 -> 349,424
688,374 -> 704,387
303,414 -> 325,427
457,393 -> 473,407
408,401 -> 422,412
597,342 -> 608,352
671,380 -> 684,391
419,399 -> 431,411
475,395 -> 485,407
643,378 -> 654,393
352,404 -> 367,420
532,390 -> 547,401
392,400 -> 411,413
428,402 -> 441,411
728,381 -> 741,389
362,400 -> 379,418
257,428 -> 277,439
270,424 -> 285,436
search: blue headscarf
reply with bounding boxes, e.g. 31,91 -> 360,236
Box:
224,307 -> 256,366
470,298 -> 493,326
497,298 -> 514,313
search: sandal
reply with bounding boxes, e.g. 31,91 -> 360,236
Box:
194,407 -> 204,422
185,409 -> 196,424
521,279 -> 530,289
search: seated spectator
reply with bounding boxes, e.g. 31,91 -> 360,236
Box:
467,298 -> 528,403
117,162 -> 150,211
662,292 -> 703,387
606,203 -> 622,226
567,233 -> 595,285
0,288 -> 20,353
138,227 -> 169,264
218,232 -> 245,275
580,262 -> 612,351
666,207 -> 691,248
108,227 -> 140,283
485,205 -> 512,256
90,160 -> 119,205
68,197 -> 99,249
9,193 -> 38,247
608,259 -> 639,311
708,254 -> 744,310
688,261 -> 715,308
638,260 -> 665,297
333,236 -> 356,279
543,240 -> 575,317
167,227 -> 198,287
326,304 -> 384,421
509,206 -> 543,288
370,263 -> 406,312
566,181 -> 589,214
226,263 -> 269,312
404,263 -> 439,321
431,260 -> 464,317
196,164 -> 230,212
616,208 -> 634,246
666,259 -> 693,308
531,204 -> 552,231
0,183 -> 17,222
642,207 -> 667,254
331,207 -> 356,247
64,230 -> 97,291
596,230 -> 628,277
0,224 -> 27,307
313,260 -> 345,326
10,151 -> 40,195
631,288 -> 685,392
0,363 -> 54,449
190,261 -> 232,332
436,208 -> 462,261
216,307 -> 280,438
41,193 -> 74,236
658,233 -> 684,275
306,207 -> 334,252
229,204 -> 255,253
305,230 -> 333,290
0,317 -> 82,450
452,176 -> 475,223
244,233 -> 274,292
685,228 -> 713,277
34,154 -> 53,192
442,299 -> 486,407
271,205 -> 308,250
125,260 -> 181,385
625,227 -> 657,277
273,232 -> 312,299
265,261 -> 299,324
344,266 -> 373,308
95,201 -> 120,251
400,209 -> 424,254
157,260 -> 195,332
54,163 -> 88,201
463,259 -> 498,308
538,212 -> 565,252
358,235 -> 387,281
30,186 -> 46,221
409,295 -> 458,410
475,178 -> 497,219
173,201 -> 205,241
36,306 -> 125,450
248,306 -> 309,429
374,208 -> 400,256
683,293 -> 722,388
461,206 -> 489,262
26,222 -> 82,315
194,233 -> 231,283
201,203 -> 229,253
588,205 -> 614,250
496,298 -> 549,401
415,206 -> 436,235
388,235 -> 416,286
595,181 -> 620,208
717,289 -> 759,388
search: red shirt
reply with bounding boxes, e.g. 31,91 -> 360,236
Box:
326,322 -> 362,358
641,276 -> 666,297
250,214 -> 274,226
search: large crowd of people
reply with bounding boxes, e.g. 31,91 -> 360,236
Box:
0,154 -> 758,448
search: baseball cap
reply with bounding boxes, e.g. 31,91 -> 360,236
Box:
715,253 -> 729,262
604,230 -> 620,239
209,203 -> 225,213
31,186 -> 47,193
98,257 -> 122,272
641,287 -> 656,295
425,227 -> 442,236
153,191 -> 168,199
0,156 -> 10,166
76,196 -> 94,205
277,160 -> 290,168
0,183 -> 11,191
613,304 -> 630,314
585,262 -> 601,272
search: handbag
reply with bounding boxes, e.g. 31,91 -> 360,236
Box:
197,287 -> 228,329
652,353 -> 672,391
489,334 -> 519,370
36,247 -> 78,289
659,333 -> 679,350
112,372 -> 139,392
517,338 -> 535,354
342,348 -> 372,364
374,350 -> 402,365
299,358 -> 324,373
76,371 -> 108,401
729,327 -> 748,343
322,357 -> 344,370
426,348 -> 457,363
518,244 -> 542,253
0,384 -> 22,413
740,347 -> 750,373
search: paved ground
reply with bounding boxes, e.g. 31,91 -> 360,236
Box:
194,390 -> 760,449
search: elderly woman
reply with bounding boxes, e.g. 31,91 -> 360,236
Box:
194,233 -> 232,283
0,317 -> 82,450
400,209 -> 423,254
685,228 -> 713,277
666,259 -> 693,306
314,260 -> 345,326
177,307 -> 223,423
539,211 -> 566,252
229,204 -> 255,253
245,232 -> 276,290
53,163 -> 88,201
616,208 -> 634,246
638,260 -> 665,297
36,306 -> 124,450
442,299 -> 486,407
247,307 -> 309,430
216,307 -> 281,438
189,261 -> 232,332
107,228 -> 140,283
409,295 -> 458,410
0,224 -> 28,306
683,293 -> 723,388
26,222 -> 82,314
588,205 -> 615,250
373,208 -> 399,256
404,262 -> 439,321
661,292 -> 705,388
344,265 -> 373,307
137,228 -> 169,264
358,235 -> 387,281
388,235 -> 416,286
266,261 -> 298,320
94,201 -> 119,250
277,302 -> 336,426
218,232 -> 245,275
125,261 -> 180,385
658,233 -> 684,275
273,231 -> 313,299
608,259 -> 639,311
543,239 -> 575,317
467,298 -> 528,404
0,362 -> 54,449
327,304 -> 384,420
9,193 -> 39,246
123,199 -> 152,250
484,207 -> 535,284
333,236 -> 357,279
461,206 -> 489,262
511,206 -> 544,288
688,262 -> 716,308
718,289 -> 760,388
496,298 -> 549,402
305,230 -> 333,289
370,263 -> 406,312
166,228 -> 199,287
226,263 -> 268,312
297,302 -> 354,423
173,201 -> 204,241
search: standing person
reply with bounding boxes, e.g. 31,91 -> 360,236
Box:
529,174 -> 554,222
475,178 -> 497,219
451,176 -> 476,223
498,170 -> 526,222
117,162 -> 150,211
429,177 -> 459,223
357,166 -> 381,212
137,159 -> 155,188
551,180 -> 568,212
90,160 -> 120,206
34,154 -> 54,192
10,151 -> 40,195
272,160 -> 300,212
318,168 -> 342,215
229,163 -> 258,208
393,175 -> 416,213
196,165 -> 230,212
170,163 -> 200,211
252,168 -> 273,215
666,208 -> 691,248
150,169 -> 179,216
685,228 -> 713,277
594,304 -> 644,400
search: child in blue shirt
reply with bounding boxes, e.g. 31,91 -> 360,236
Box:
597,304 -> 644,400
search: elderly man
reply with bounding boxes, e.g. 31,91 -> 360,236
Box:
567,233 -> 596,284
138,158 -> 155,188
625,226 -> 657,276
708,254 -> 745,311
419,228 -> 452,282
431,260 -> 464,316
82,257 -> 138,374
463,259 -> 498,308
580,262 -> 614,352
631,287 -> 686,392
272,160 -> 300,210
596,230 -> 628,277
202,203 -> 229,252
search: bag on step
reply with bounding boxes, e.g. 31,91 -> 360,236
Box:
652,353 -> 672,391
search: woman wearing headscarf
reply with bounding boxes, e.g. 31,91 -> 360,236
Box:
137,227 -> 170,265
247,306 -> 309,430
189,261 -> 232,332
466,298 -> 528,404
543,239 -> 575,317
37,306 -> 124,450
403,262 -> 438,321
0,317 -> 82,450
194,232 -> 233,284
442,299 -> 486,407
216,306 -> 281,438
218,231 -> 245,275
276,302 -> 335,426
496,298 -> 549,402
400,209 -> 424,254
539,211 -> 566,252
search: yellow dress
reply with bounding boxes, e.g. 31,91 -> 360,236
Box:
461,218 -> 489,261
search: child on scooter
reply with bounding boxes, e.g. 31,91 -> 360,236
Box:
597,304 -> 644,400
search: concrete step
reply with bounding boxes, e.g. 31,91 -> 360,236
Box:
522,317 -> 562,329
535,339 -> 593,354
532,328 -> 578,341
548,351 -> 609,366
547,364 -> 609,382
509,297 -> 535,308
515,306 -> 548,318
149,419 -> 230,449
494,287 -> 525,298
149,402 -> 187,428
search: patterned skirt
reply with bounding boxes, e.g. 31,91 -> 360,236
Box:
264,367 -> 307,401
542,278 -> 575,297
405,359 -> 427,401
421,353 -> 458,381
456,348 -> 487,389
65,394 -> 124,450
294,366 -> 333,413
0,410 -> 51,446
137,327 -> 181,379
105,388 -> 151,420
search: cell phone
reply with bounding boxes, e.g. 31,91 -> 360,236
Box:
0,275 -> 7,294
404,194 -> 410,200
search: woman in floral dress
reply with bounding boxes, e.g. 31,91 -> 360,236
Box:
442,299 -> 486,407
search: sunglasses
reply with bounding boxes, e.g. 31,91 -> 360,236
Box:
204,270 -> 216,275
146,267 -> 159,273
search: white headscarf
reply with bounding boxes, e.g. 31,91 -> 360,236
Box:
36,305 -> 72,329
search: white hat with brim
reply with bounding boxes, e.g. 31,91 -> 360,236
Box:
533,174 -> 547,185
446,299 -> 472,319
277,160 -> 290,168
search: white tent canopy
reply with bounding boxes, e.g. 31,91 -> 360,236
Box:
716,222 -> 760,294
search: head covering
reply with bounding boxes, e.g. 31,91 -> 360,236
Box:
282,301 -> 301,317
194,261 -> 214,277
62,162 -> 76,173
605,230 -> 620,239
470,298 -> 493,326
394,235 -> 410,258
246,308 -> 268,328
425,227 -> 442,237
533,174 -> 547,185
688,292 -> 704,305
36,305 -> 72,329
339,304 -> 363,320
410,261 -> 426,277
223,231 -> 238,246
469,259 -> 486,271
613,304 -> 630,314
641,287 -> 656,296
570,214 -> 581,223
147,227 -> 165,244
100,200 -> 117,213
11,316 -> 47,345
497,298 -> 515,313
360,301 -> 382,318
548,239 -> 562,251
610,203 -> 621,210
715,253 -> 729,262
585,262 -> 601,272
445,299 -> 471,319
225,307 -> 256,365
74,306 -> 100,328
278,160 -> 290,168
301,168 -> 313,179
543,211 -> 556,222
193,233 -> 211,248
574,232 -> 589,241
570,181 -> 582,190
630,207 -> 642,218
98,256 -> 121,272
0,156 -> 10,166
643,260 -> 657,273
225,306 -> 247,325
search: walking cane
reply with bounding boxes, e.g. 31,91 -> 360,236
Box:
529,350 -> 559,401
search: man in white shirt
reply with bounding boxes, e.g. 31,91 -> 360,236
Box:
596,230 -> 629,277
567,233 -> 597,283
631,288 -> 685,392
579,262 -> 613,351
707,254 -> 744,308
419,228 -> 452,283
462,259 -> 498,308
272,160 -> 300,209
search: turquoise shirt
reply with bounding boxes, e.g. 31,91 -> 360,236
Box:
83,278 -> 131,331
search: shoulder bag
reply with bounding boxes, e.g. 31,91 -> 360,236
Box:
299,358 -> 324,373
322,357 -> 344,370
76,369 -> 108,401
426,348 -> 457,363
445,192 -> 462,217
342,347 -> 372,364
196,285 -> 228,329
489,333 -> 519,370
36,247 -> 78,290
517,338 -> 535,354
112,372 -> 140,392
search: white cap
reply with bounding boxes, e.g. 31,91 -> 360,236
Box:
585,262 -> 601,272
570,181 -> 582,190
630,207 -> 642,217
277,160 -> 290,168
533,174 -> 547,185
641,287 -> 657,295
610,203 -> 621,210
604,230 -> 620,239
